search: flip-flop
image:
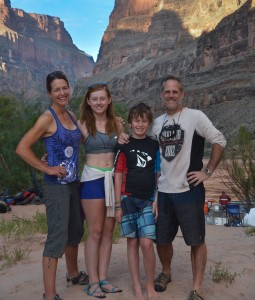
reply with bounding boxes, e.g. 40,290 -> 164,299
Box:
99,279 -> 122,293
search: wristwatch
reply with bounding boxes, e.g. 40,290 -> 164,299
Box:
204,167 -> 213,177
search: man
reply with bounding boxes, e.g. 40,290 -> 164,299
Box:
219,191 -> 231,207
151,75 -> 226,300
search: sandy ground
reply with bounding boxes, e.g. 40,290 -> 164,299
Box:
0,204 -> 255,300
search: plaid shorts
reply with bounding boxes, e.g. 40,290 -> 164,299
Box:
120,196 -> 156,239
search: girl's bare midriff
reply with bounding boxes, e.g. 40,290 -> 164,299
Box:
85,152 -> 115,168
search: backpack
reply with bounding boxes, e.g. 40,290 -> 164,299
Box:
0,199 -> 12,213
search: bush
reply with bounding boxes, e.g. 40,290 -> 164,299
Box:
0,212 -> 47,239
209,262 -> 244,284
221,126 -> 255,211
0,96 -> 44,193
0,245 -> 31,268
0,95 -> 128,194
0,212 -> 47,269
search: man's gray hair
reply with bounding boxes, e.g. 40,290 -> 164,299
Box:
160,75 -> 184,92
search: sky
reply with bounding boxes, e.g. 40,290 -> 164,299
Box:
11,0 -> 115,61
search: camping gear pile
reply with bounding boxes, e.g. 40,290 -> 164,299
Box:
0,188 -> 44,214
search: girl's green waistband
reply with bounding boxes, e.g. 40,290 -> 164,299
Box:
89,166 -> 113,172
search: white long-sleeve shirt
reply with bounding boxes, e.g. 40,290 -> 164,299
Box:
150,107 -> 226,193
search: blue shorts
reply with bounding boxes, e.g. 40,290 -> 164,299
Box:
120,196 -> 156,239
43,181 -> 84,258
156,184 -> 205,246
80,177 -> 105,199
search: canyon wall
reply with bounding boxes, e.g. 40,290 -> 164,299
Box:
95,0 -> 247,72
74,0 -> 255,137
0,0 -> 94,101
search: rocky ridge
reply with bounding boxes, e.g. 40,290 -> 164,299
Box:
74,0 -> 255,137
0,0 -> 94,101
95,0 -> 246,73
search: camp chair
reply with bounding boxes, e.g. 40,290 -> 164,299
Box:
226,203 -> 243,227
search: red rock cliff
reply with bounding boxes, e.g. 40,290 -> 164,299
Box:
95,0 -> 247,73
74,0 -> 255,137
0,1 -> 94,100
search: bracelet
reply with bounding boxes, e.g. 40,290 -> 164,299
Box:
115,206 -> 121,211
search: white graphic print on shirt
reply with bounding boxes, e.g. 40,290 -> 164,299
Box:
159,123 -> 184,163
130,149 -> 152,168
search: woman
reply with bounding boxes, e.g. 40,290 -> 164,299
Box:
16,71 -> 88,300
79,83 -> 123,298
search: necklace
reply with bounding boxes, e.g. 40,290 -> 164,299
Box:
162,108 -> 183,128
160,108 -> 182,140
171,108 -> 182,125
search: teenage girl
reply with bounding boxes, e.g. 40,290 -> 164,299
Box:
78,83 -> 123,298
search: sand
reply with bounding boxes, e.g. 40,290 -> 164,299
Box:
0,204 -> 255,300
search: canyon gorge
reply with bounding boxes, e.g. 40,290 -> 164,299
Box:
0,0 -> 254,137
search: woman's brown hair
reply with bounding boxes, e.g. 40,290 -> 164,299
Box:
80,83 -> 118,136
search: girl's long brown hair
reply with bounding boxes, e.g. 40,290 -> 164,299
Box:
80,83 -> 119,136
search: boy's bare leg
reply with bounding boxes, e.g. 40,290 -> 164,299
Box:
140,238 -> 157,299
127,238 -> 145,300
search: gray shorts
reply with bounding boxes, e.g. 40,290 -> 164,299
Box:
156,184 -> 205,246
43,181 -> 84,258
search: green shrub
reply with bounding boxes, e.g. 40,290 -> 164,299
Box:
221,126 -> 255,211
244,226 -> 255,236
0,96 -> 44,193
0,212 -> 47,239
209,262 -> 244,284
0,245 -> 31,268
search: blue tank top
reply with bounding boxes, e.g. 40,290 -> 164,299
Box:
43,107 -> 82,184
83,131 -> 118,154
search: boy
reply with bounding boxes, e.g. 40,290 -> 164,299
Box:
114,102 -> 159,300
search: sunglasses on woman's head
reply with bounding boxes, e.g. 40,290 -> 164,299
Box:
47,71 -> 66,78
87,82 -> 108,90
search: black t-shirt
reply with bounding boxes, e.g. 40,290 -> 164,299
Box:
115,136 -> 159,199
